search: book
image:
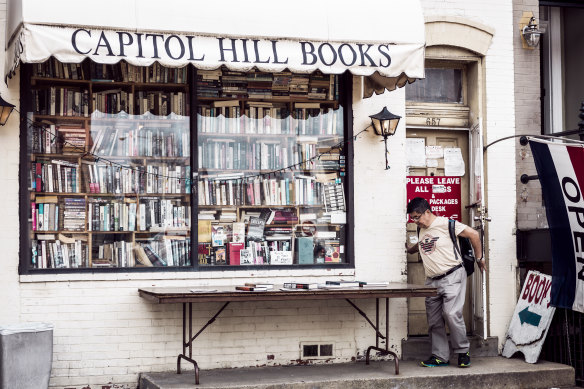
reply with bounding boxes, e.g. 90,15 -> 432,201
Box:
324,242 -> 341,263
134,245 -> 154,267
247,216 -> 265,242
359,281 -> 390,288
212,100 -> 240,108
198,243 -> 213,265
297,237 -> 314,264
325,280 -> 360,288
211,224 -> 226,247
235,285 -> 268,292
215,247 -> 226,264
142,244 -> 167,266
244,283 -> 274,290
282,282 -> 319,290
239,248 -> 253,265
228,242 -> 244,265
198,220 -> 212,243
232,222 -> 245,243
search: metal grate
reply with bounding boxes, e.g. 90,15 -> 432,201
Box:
541,308 -> 584,387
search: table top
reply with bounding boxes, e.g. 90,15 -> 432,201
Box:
138,283 -> 437,304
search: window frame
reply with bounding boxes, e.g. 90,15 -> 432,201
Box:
18,63 -> 355,275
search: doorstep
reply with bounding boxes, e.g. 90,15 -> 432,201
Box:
401,335 -> 500,361
138,356 -> 575,389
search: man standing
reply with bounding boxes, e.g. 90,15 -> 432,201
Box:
406,197 -> 485,368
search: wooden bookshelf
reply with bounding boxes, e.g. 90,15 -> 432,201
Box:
25,60 -> 348,271
195,67 -> 347,267
27,60 -> 192,270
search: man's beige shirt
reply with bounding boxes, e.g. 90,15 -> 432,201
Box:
417,216 -> 466,278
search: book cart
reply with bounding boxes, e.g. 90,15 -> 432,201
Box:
22,59 -> 352,271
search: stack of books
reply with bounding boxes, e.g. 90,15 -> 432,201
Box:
197,69 -> 222,97
235,283 -> 273,292
282,282 -> 319,290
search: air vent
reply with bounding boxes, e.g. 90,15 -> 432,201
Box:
301,342 -> 334,359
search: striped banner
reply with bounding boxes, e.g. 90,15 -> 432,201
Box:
529,139 -> 584,313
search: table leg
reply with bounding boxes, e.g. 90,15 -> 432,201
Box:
176,301 -> 230,385
177,303 -> 200,384
365,298 -> 399,375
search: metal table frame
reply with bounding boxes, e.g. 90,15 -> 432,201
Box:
139,284 -> 436,385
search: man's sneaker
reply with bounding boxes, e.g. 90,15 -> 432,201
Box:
458,352 -> 471,367
420,355 -> 449,367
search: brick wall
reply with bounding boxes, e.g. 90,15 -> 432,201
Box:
421,0 -> 519,349
513,1 -> 544,231
0,0 -> 22,327
0,1 -> 519,387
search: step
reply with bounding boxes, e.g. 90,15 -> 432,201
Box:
401,335 -> 499,361
139,356 -> 574,389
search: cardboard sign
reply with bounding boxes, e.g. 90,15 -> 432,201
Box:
502,270 -> 556,363
406,176 -> 462,221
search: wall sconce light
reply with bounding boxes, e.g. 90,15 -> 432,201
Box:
520,12 -> 543,49
369,107 -> 401,170
0,94 -> 15,126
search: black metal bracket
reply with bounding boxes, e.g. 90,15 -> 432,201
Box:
520,174 -> 539,184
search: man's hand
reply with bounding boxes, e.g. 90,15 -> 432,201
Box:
405,242 -> 418,255
477,258 -> 487,273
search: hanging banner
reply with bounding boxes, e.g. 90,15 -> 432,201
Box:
406,176 -> 462,221
529,139 -> 584,313
502,270 -> 555,363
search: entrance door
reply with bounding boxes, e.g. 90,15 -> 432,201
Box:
406,128 -> 471,335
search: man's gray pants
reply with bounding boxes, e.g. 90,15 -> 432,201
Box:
424,265 -> 469,362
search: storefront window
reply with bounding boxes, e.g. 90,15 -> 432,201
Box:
196,68 -> 346,267
24,60 -> 348,271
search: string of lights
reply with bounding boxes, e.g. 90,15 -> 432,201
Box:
22,110 -> 368,187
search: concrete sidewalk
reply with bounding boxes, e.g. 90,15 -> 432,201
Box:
139,356 -> 575,389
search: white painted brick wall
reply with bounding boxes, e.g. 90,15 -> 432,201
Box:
421,0 -> 519,351
0,1 -> 519,387
514,1 -> 544,231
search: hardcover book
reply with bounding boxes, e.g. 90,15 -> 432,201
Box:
198,220 -> 212,243
215,247 -> 226,264
232,222 -> 245,243
211,224 -> 226,247
239,249 -> 253,265
198,243 -> 213,265
247,216 -> 265,241
228,242 -> 244,265
297,237 -> 314,265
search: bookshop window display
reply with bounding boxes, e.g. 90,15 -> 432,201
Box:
23,59 -> 350,272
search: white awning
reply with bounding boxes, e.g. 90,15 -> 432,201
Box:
5,0 -> 425,95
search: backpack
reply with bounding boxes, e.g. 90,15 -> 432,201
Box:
448,219 -> 475,277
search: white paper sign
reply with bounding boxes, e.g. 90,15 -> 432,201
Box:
406,138 -> 426,167
502,271 -> 556,363
443,147 -> 465,176
426,159 -> 438,168
270,251 -> 293,265
432,185 -> 447,194
330,212 -> 347,224
425,145 -> 443,159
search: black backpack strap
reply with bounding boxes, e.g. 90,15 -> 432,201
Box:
448,219 -> 462,261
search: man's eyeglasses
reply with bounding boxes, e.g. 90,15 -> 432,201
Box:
411,214 -> 422,222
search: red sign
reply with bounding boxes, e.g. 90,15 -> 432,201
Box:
406,176 -> 462,221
